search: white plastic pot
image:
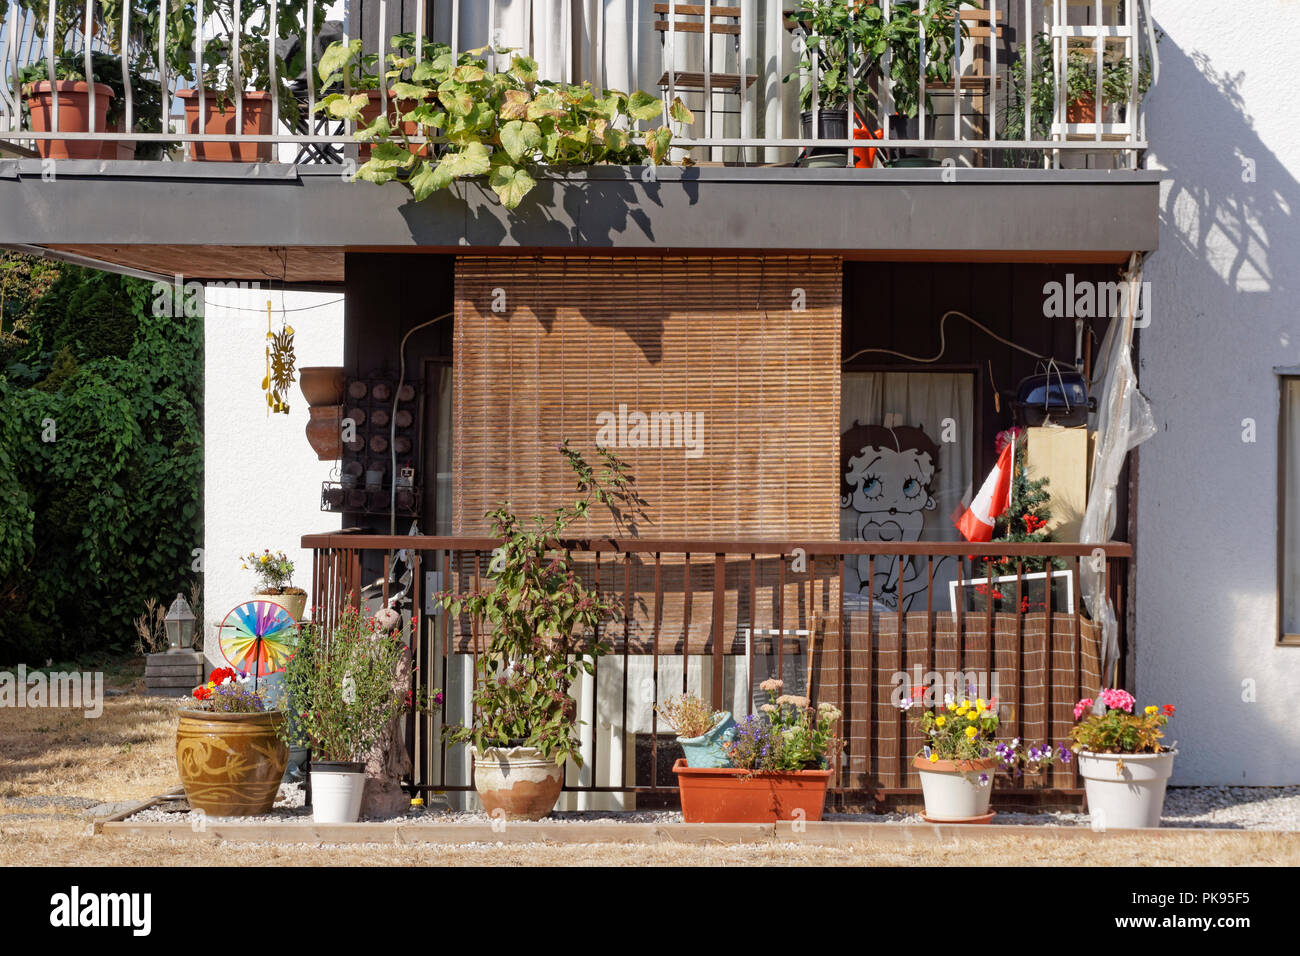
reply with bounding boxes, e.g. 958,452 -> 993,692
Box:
310,762 -> 366,823
1077,750 -> 1176,830
914,757 -> 997,822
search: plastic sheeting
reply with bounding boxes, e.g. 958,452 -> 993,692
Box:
1080,253 -> 1157,690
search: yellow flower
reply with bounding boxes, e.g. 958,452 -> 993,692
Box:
260,555 -> 269,563
956,707 -> 968,717
976,698 -> 986,711
961,699 -> 970,709
1145,705 -> 1158,715
935,716 -> 947,728
965,726 -> 978,738
946,702 -> 955,711
928,752 -> 939,763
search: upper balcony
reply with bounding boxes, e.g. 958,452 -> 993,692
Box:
0,0 -> 1163,282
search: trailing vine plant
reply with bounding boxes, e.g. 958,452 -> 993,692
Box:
316,37 -> 694,209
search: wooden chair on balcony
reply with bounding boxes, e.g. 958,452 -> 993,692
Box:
654,2 -> 757,154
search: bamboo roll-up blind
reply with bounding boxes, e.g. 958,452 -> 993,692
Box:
452,256 -> 843,539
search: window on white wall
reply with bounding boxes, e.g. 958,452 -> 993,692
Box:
1280,375 -> 1300,645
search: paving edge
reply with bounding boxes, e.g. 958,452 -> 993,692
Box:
96,820 -> 1295,845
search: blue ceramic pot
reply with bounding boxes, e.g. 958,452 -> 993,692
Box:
677,712 -> 736,768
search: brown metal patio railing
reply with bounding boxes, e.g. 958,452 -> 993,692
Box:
303,533 -> 1130,808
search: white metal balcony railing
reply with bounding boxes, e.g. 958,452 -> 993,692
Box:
0,0 -> 1157,168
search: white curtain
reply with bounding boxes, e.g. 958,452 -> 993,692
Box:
841,371 -> 975,613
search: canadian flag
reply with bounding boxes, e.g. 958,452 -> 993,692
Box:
955,438 -> 1015,542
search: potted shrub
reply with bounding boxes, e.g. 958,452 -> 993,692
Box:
241,549 -> 307,621
1071,689 -> 1176,829
904,689 -> 1066,822
280,606 -> 436,822
343,42 -> 689,209
785,0 -> 966,166
655,694 -> 734,768
432,441 -> 643,819
178,0 -> 317,162
672,680 -> 841,823
176,667 -> 287,816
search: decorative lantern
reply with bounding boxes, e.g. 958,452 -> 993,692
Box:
165,593 -> 196,652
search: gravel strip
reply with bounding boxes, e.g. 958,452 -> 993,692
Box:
123,785 -> 1300,830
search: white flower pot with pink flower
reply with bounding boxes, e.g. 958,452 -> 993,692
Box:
1072,689 -> 1177,830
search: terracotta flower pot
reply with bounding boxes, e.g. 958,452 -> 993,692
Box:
178,89 -> 274,162
1066,95 -> 1097,124
913,755 -> 999,823
299,366 -> 346,406
305,404 -> 344,460
176,709 -> 288,816
356,90 -> 431,161
672,759 -> 832,823
472,746 -> 564,820
23,81 -> 114,160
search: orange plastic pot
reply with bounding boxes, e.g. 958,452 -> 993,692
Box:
179,89 -> 274,162
673,759 -> 832,824
23,81 -> 114,160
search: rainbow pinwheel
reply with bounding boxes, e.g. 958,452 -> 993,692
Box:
218,600 -> 299,683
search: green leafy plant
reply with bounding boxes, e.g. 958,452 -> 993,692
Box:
280,606 -> 439,762
908,690 -> 998,762
242,549 -> 300,594
654,694 -> 725,740
720,680 -> 842,773
1004,32 -> 1152,141
784,0 -> 967,119
328,38 -> 692,209
1071,689 -> 1174,755
0,256 -> 202,664
432,441 -> 645,766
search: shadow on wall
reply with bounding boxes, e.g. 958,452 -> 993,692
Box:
1152,38 -> 1295,302
1142,25 -> 1300,783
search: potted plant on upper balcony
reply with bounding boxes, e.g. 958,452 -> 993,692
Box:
177,0 -> 319,162
431,441 -> 644,819
279,606 -> 438,823
655,694 -> 734,768
343,41 -> 690,209
1004,33 -> 1152,144
242,549 -> 307,621
672,681 -> 841,823
176,667 -> 288,816
1071,689 -> 1176,830
785,0 -> 966,167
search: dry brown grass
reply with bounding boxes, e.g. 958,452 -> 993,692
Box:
4,693 -> 1299,867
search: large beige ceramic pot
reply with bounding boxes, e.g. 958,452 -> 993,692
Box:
471,746 -> 564,820
176,710 -> 287,816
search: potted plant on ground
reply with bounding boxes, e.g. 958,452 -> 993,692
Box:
280,605 -> 437,822
905,690 -> 1065,822
672,680 -> 841,823
242,549 -> 307,621
1071,689 -> 1176,829
432,441 -> 644,819
784,0 -> 965,167
655,694 -> 734,768
176,667 -> 287,816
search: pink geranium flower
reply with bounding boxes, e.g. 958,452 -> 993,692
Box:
1100,688 -> 1136,713
1073,698 -> 1094,720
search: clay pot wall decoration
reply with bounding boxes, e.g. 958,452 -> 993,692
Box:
299,367 -> 346,406
305,405 -> 344,461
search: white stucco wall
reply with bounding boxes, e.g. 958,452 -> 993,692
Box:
1139,2 -> 1300,783
201,284 -> 343,668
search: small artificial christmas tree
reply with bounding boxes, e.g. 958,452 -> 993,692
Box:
971,431 -> 1065,611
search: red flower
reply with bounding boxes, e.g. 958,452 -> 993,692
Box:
208,667 -> 237,684
1163,704 -> 1176,715
193,686 -> 211,700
